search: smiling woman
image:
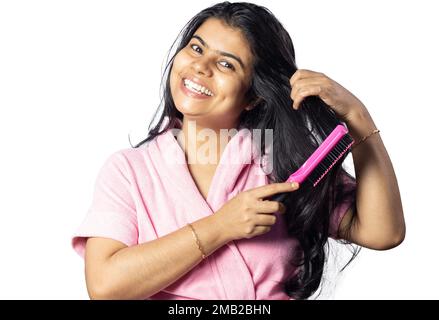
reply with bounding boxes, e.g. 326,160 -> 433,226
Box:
71,1 -> 404,300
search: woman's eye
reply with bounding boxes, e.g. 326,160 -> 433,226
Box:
219,61 -> 235,70
190,44 -> 202,54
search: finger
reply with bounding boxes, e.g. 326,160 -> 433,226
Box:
289,69 -> 322,87
251,182 -> 300,200
257,200 -> 286,214
291,78 -> 326,98
252,226 -> 272,237
292,85 -> 323,110
256,214 -> 278,226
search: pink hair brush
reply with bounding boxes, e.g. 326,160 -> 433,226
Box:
271,124 -> 354,202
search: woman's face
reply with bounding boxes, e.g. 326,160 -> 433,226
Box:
170,18 -> 254,127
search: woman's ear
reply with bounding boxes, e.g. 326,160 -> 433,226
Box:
245,97 -> 264,111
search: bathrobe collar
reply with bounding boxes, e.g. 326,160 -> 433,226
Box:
156,116 -> 263,214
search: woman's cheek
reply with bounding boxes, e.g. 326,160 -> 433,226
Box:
174,50 -> 192,70
170,54 -> 188,92
224,80 -> 247,101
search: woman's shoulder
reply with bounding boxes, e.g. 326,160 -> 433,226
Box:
100,144 -> 153,174
114,145 -> 149,159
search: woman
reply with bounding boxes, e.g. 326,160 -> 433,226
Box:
72,1 -> 405,300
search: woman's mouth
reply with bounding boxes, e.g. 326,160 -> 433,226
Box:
180,78 -> 214,99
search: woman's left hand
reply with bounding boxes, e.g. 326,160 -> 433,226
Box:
289,69 -> 367,122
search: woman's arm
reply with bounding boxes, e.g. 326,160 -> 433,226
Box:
85,214 -> 230,300
288,69 -> 405,249
338,108 -> 406,250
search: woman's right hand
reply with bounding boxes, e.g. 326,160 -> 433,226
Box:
213,182 -> 300,241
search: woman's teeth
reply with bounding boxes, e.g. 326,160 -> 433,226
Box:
183,79 -> 213,96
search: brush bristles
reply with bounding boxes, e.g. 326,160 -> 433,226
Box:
309,134 -> 354,187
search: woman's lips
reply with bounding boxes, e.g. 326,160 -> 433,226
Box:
180,78 -> 212,100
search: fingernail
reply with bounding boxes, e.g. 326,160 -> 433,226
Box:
291,182 -> 298,188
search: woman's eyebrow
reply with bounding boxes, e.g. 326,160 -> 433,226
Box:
192,35 -> 245,70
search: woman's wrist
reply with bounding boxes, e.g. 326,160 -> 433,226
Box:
345,107 -> 378,145
190,214 -> 233,258
208,213 -> 235,243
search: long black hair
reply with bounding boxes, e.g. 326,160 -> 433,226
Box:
132,1 -> 359,299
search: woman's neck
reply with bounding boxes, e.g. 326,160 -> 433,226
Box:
177,117 -> 238,166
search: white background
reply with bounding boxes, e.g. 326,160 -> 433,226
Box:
0,0 -> 437,299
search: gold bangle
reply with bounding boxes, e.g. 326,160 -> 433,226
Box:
187,223 -> 207,260
352,129 -> 380,149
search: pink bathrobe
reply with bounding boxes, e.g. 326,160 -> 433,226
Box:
72,117 -> 356,300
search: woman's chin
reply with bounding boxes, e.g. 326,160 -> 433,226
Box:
176,102 -> 209,117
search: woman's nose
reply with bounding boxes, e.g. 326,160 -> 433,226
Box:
192,57 -> 213,77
